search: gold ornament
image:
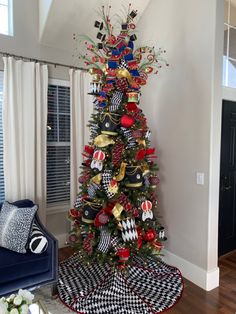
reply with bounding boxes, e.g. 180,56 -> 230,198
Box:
92,74 -> 100,82
94,134 -> 115,147
136,139 -> 146,147
112,203 -> 124,220
90,173 -> 102,184
113,162 -> 127,181
89,68 -> 96,75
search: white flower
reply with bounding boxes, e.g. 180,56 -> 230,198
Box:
18,290 -> 34,304
19,304 -> 29,314
13,295 -> 23,306
0,297 -> 6,303
0,303 -> 8,314
10,309 -> 19,314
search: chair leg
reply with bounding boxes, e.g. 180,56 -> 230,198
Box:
51,282 -> 58,299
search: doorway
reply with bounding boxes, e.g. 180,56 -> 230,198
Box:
219,99 -> 236,256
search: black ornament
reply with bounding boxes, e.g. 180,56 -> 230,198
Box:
94,21 -> 104,30
122,23 -> 128,30
125,166 -> 143,188
130,34 -> 137,41
129,10 -> 138,19
100,113 -> 120,136
97,43 -> 103,49
82,198 -> 102,224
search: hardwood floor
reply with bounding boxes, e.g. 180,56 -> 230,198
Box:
58,248 -> 236,314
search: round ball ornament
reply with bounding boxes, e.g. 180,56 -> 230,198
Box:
143,229 -> 156,242
120,115 -> 135,128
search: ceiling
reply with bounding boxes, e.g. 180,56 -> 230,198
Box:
39,0 -> 151,55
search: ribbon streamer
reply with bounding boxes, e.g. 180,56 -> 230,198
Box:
112,203 -> 124,220
94,134 -> 115,147
113,162 -> 127,181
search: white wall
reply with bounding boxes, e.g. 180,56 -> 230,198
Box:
0,0 -> 71,242
137,0 -> 223,290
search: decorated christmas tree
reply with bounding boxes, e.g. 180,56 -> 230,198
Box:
68,6 -> 168,268
58,7 -> 183,313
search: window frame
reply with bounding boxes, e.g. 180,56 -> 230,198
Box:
47,78 -> 70,215
0,70 -> 4,203
0,0 -> 13,37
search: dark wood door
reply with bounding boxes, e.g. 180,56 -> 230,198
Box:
219,100 -> 236,256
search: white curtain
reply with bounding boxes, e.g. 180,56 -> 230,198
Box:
3,57 -> 48,224
70,69 -> 92,207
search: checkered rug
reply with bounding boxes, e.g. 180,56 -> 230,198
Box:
57,254 -> 183,314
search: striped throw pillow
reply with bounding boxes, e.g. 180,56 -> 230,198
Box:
29,223 -> 48,254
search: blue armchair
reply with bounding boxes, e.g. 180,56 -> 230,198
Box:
0,200 -> 58,296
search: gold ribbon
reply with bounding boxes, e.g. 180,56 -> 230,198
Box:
94,134 -> 115,147
112,203 -> 124,220
90,173 -> 102,184
116,68 -> 133,84
113,162 -> 127,181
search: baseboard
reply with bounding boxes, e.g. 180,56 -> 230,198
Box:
162,249 -> 219,291
55,233 -> 68,249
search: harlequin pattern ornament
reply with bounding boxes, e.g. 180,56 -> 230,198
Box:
121,218 -> 138,242
141,200 -> 153,221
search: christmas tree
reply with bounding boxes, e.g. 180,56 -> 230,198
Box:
68,5 -> 168,269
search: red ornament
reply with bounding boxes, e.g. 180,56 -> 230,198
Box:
143,229 -> 156,242
126,102 -> 138,112
136,149 -> 146,160
120,115 -> 135,128
69,208 -> 80,218
141,200 -> 152,212
117,248 -> 130,262
137,227 -> 143,249
94,210 -> 109,227
151,240 -> 164,251
132,207 -> 139,217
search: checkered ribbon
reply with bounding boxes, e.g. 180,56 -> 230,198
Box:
110,235 -> 122,252
74,197 -> 84,209
102,170 -> 116,199
118,59 -> 129,70
97,226 -> 111,253
57,254 -> 184,314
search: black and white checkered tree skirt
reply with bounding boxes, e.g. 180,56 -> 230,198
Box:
57,254 -> 183,314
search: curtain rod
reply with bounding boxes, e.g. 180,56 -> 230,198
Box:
0,51 -> 87,71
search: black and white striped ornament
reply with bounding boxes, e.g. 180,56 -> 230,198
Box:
110,91 -> 123,110
74,197 -> 84,209
102,170 -> 116,198
90,123 -> 100,138
120,127 -> 136,148
97,226 -> 111,253
29,223 -> 48,254
88,182 -> 100,198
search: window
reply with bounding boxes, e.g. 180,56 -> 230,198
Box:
223,0 -> 236,88
47,81 -> 70,210
0,71 -> 4,202
0,0 -> 13,36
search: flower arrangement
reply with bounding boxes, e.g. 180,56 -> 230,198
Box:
0,289 -> 34,314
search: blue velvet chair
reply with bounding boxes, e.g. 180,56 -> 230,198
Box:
0,200 -> 58,296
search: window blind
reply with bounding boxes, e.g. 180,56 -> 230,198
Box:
0,71 -> 4,202
47,84 -> 70,206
